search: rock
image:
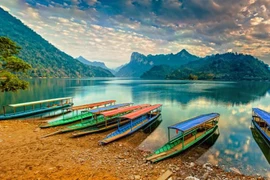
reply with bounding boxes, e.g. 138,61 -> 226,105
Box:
161,169 -> 165,173
134,175 -> 140,180
117,155 -> 124,159
190,162 -> 195,167
34,127 -> 41,132
230,167 -> 242,175
206,166 -> 213,171
203,162 -> 212,169
202,172 -> 209,180
185,176 -> 200,180
157,170 -> 172,180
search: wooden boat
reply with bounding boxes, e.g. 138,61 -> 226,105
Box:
57,104 -> 149,134
41,103 -> 133,137
72,104 -> 151,137
146,113 -> 220,163
250,127 -> 270,164
252,108 -> 270,143
39,100 -> 116,128
99,104 -> 162,145
0,97 -> 73,120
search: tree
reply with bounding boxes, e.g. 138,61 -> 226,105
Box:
0,37 -> 31,92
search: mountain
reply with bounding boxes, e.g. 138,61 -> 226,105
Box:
76,56 -> 108,69
0,8 -> 114,77
141,65 -> 174,79
116,49 -> 199,77
166,53 -> 270,80
113,64 -> 126,72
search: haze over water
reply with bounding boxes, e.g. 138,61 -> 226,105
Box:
1,78 -> 270,177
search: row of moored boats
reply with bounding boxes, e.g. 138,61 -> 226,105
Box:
0,97 -> 269,163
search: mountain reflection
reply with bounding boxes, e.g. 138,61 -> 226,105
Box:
130,81 -> 270,106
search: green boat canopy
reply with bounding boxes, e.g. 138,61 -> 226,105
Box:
168,113 -> 220,132
253,108 -> 270,126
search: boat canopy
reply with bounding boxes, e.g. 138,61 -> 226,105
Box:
8,97 -> 73,108
98,104 -> 150,117
88,103 -> 132,113
253,108 -> 270,126
71,100 -> 115,111
168,113 -> 220,132
120,104 -> 162,120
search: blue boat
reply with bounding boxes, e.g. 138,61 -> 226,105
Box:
99,104 -> 162,145
252,108 -> 270,143
0,97 -> 73,120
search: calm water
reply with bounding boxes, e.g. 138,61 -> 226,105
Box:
0,78 -> 270,176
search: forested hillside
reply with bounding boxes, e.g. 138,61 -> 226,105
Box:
166,53 -> 270,80
0,8 -> 113,77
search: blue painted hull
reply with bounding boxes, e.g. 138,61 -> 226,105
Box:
100,113 -> 160,145
252,120 -> 270,143
0,103 -> 73,120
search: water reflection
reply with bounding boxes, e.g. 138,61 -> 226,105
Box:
0,78 -> 270,176
250,127 -> 270,164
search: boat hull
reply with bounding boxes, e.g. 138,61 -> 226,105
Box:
99,113 -> 160,145
71,118 -> 131,137
252,119 -> 270,143
147,125 -> 218,163
39,112 -> 93,128
0,103 -> 73,120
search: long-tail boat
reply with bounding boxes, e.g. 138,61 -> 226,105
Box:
39,100 -> 116,128
56,104 -> 149,133
41,103 -> 133,137
146,113 -> 220,163
99,104 -> 162,145
72,104 -> 151,137
252,108 -> 270,143
0,97 -> 73,120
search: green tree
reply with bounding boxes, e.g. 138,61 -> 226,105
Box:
0,37 -> 31,92
188,74 -> 198,80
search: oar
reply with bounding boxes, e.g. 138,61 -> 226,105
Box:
41,130 -> 62,138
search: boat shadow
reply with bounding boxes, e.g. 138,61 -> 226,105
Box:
119,115 -> 163,148
250,127 -> 270,164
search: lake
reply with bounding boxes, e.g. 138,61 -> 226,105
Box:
0,78 -> 270,177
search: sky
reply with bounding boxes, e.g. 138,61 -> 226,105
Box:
0,0 -> 270,68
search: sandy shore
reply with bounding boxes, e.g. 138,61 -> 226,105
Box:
0,119 -> 262,180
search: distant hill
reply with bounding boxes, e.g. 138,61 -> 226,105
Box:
166,53 -> 270,80
113,64 -> 126,72
116,49 -> 199,77
0,8 -> 114,77
141,65 -> 174,79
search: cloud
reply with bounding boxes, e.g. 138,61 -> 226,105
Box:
0,0 -> 270,67
0,5 -> 10,11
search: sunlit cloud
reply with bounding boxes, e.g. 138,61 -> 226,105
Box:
0,0 -> 270,68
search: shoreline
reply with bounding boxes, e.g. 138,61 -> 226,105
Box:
0,120 -> 264,179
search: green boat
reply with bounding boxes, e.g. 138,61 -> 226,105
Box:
39,101 -> 127,128
146,113 -> 220,163
71,117 -> 131,137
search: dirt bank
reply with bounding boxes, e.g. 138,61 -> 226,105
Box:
0,120 -> 262,180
